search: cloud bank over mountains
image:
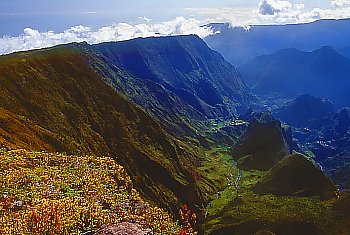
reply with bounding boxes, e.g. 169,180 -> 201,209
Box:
255,0 -> 350,24
1,0 -> 350,55
0,17 -> 213,55
193,0 -> 350,26
331,0 -> 350,8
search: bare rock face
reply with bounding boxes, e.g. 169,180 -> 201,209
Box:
94,223 -> 152,235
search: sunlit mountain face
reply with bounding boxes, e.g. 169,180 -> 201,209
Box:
1,1 -> 350,235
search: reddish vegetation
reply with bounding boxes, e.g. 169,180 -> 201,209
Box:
178,204 -> 197,235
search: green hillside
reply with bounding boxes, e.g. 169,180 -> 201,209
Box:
0,45 -> 209,215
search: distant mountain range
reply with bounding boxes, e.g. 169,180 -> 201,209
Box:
238,46 -> 350,108
205,19 -> 350,66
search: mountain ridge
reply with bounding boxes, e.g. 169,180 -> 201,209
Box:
94,35 -> 260,116
238,45 -> 350,108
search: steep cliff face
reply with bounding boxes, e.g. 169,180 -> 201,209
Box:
94,35 -> 259,117
85,45 -> 209,139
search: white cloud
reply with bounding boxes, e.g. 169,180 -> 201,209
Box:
138,16 -> 152,23
0,17 -> 213,55
186,7 -> 257,28
188,1 -> 350,28
331,0 -> 350,8
301,6 -> 350,21
255,0 -> 350,25
83,11 -> 96,14
258,0 -> 304,15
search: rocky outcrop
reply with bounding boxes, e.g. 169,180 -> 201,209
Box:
253,153 -> 338,200
94,223 -> 151,235
231,113 -> 292,170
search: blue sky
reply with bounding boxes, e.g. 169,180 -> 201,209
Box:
0,1 -> 248,35
0,0 -> 335,35
1,0 -> 349,54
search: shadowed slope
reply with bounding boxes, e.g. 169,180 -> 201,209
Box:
95,35 -> 259,116
231,113 -> 292,170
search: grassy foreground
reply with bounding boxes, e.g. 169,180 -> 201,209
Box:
0,149 -> 181,234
